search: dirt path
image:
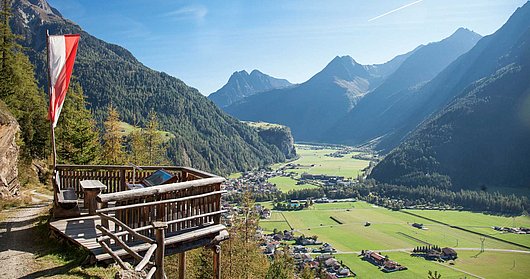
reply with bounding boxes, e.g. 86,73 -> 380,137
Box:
0,191 -> 53,279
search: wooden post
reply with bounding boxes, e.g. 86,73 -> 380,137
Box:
46,29 -> 58,194
178,252 -> 186,279
212,244 -> 221,279
99,201 -> 111,246
153,221 -> 167,279
120,169 -> 126,192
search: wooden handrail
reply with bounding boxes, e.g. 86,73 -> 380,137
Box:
98,213 -> 155,244
97,190 -> 226,213
97,177 -> 224,202
97,210 -> 227,242
56,164 -> 217,177
97,224 -> 144,261
135,243 -> 157,271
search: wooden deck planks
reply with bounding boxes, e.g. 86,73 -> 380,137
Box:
49,209 -> 227,262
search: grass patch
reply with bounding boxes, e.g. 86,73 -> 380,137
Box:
440,250 -> 530,278
406,210 -> 530,247
336,252 -> 468,279
267,176 -> 317,193
260,212 -> 292,232
228,172 -> 242,179
274,145 -> 370,179
118,121 -> 175,142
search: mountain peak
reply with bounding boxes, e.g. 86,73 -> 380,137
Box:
250,69 -> 264,76
16,0 -> 63,21
329,55 -> 358,66
309,55 -> 370,84
448,27 -> 482,41
209,70 -> 291,107
232,70 -> 249,76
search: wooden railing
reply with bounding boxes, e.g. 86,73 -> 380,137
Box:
96,177 -> 226,241
95,175 -> 227,278
54,164 -> 214,197
96,220 -> 166,279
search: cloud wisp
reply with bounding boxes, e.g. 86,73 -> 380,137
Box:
164,5 -> 208,21
368,0 -> 424,22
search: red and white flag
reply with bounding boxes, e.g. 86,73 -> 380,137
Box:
48,34 -> 80,128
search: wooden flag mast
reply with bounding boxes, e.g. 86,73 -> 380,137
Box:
46,30 -> 58,171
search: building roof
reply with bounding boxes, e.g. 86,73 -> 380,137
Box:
370,252 -> 384,261
442,247 -> 457,255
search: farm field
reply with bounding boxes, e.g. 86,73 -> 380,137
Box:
335,252 -> 468,279
260,201 -> 530,278
406,210 -> 530,247
273,145 -> 371,179
267,176 -> 318,193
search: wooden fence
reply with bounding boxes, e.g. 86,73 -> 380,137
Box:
54,164 -> 211,197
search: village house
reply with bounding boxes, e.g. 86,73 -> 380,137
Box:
361,250 -> 407,272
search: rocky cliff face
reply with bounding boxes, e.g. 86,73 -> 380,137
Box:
0,102 -> 20,197
246,122 -> 297,159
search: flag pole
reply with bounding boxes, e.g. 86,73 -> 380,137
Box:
46,30 -> 57,171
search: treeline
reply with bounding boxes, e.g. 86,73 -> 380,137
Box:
0,0 -> 48,162
360,182 -> 528,215
55,83 -> 169,166
231,180 -> 529,215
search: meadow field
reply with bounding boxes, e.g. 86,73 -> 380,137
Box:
272,145 -> 370,178
406,209 -> 530,248
268,145 -> 371,192
259,201 -> 530,278
267,176 -> 318,192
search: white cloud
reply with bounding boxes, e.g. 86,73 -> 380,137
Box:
164,5 -> 208,21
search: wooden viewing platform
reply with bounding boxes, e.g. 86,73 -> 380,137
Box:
48,164 -> 229,278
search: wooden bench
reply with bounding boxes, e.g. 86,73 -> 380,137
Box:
53,172 -> 80,218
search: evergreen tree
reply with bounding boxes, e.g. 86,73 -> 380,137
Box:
144,110 -> 167,165
265,247 -> 295,279
128,128 -> 147,164
221,191 -> 269,279
300,264 -> 315,279
102,104 -> 125,164
194,247 -> 213,279
55,81 -> 100,164
0,0 -> 48,159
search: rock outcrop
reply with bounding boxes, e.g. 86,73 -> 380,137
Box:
0,101 -> 20,197
247,122 -> 297,159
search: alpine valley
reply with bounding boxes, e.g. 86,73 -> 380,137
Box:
219,3 -> 530,193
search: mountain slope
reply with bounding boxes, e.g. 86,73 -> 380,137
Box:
209,70 -> 292,108
224,54 -> 410,141
325,28 -> 482,148
371,3 -> 530,191
10,0 -> 286,174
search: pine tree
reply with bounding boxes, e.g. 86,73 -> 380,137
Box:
102,104 -> 125,164
300,264 -> 315,279
195,247 -> 213,279
144,110 -> 167,165
55,81 -> 100,164
128,128 -> 147,164
266,247 -> 295,279
223,191 -> 269,279
0,0 -> 49,159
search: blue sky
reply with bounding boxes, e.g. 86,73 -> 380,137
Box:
48,0 -> 528,95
